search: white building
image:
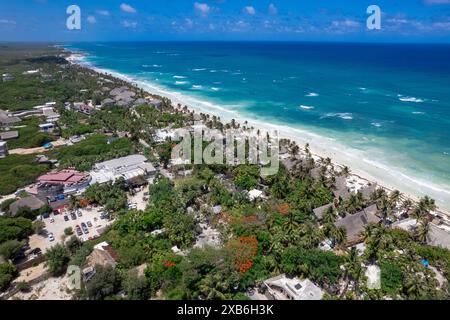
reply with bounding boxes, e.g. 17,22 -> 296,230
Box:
262,274 -> 324,300
248,189 -> 264,201
0,140 -> 8,158
154,128 -> 179,143
90,154 -> 156,185
39,123 -> 55,133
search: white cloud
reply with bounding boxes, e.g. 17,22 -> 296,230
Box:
120,3 -> 137,14
97,10 -> 110,16
433,21 -> 450,30
185,18 -> 194,28
194,2 -> 211,17
122,20 -> 138,28
87,16 -> 96,24
268,4 -> 278,15
327,19 -> 361,34
0,19 -> 16,25
243,6 -> 256,15
332,19 -> 360,28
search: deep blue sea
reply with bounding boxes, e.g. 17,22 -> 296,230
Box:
65,42 -> 450,210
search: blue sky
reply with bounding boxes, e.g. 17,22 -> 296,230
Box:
1,0 -> 450,42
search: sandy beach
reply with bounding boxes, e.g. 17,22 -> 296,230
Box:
64,50 -> 450,217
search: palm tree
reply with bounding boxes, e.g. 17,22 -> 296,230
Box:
322,206 -> 337,225
416,218 -> 430,244
69,195 -> 79,210
341,247 -> 362,297
198,273 -> 227,300
340,166 -> 351,177
412,196 -> 436,220
299,223 -> 324,248
389,190 -> 402,207
402,198 -> 412,210
328,225 -> 346,247
378,196 -> 392,225
291,144 -> 300,157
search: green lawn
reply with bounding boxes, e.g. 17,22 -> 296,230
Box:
0,154 -> 50,195
50,134 -> 135,172
6,117 -> 55,149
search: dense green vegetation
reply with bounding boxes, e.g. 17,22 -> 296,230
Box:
0,262 -> 17,291
45,244 -> 71,276
50,134 -> 134,171
281,247 -> 344,285
0,44 -> 113,111
0,216 -> 33,243
0,154 -> 50,195
83,178 -> 129,213
6,117 -> 55,149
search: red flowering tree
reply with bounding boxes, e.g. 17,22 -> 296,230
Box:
227,236 -> 258,274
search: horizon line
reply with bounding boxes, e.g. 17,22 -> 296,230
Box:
2,39 -> 450,46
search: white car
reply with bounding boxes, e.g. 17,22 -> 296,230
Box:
48,233 -> 55,242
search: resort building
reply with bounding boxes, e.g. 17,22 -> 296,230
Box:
0,110 -> 20,128
392,218 -> 418,232
360,183 -> 378,200
154,128 -> 179,143
2,73 -> 14,82
90,154 -> 156,185
332,176 -> 351,201
42,107 -> 60,122
313,203 -> 334,220
36,170 -> 91,195
39,123 -> 55,133
66,101 -> 95,115
427,224 -> 450,250
84,242 -> 119,282
0,140 -> 8,157
87,242 -> 119,269
110,86 -> 136,107
261,274 -> 324,300
335,208 -> 381,246
0,131 -> 19,141
9,195 -> 47,217
147,98 -> 163,110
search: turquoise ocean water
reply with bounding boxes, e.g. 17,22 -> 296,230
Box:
65,42 -> 450,210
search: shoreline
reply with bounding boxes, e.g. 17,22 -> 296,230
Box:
62,48 -> 450,218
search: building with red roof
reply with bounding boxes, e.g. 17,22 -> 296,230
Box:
37,170 -> 91,195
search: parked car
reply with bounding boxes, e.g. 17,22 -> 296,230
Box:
30,248 -> 42,256
64,215 -> 69,222
48,233 -> 55,242
75,225 -> 83,236
77,210 -> 82,218
70,212 -> 77,220
87,221 -> 93,228
81,223 -> 89,234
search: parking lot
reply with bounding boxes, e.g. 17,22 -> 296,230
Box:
29,206 -> 113,253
